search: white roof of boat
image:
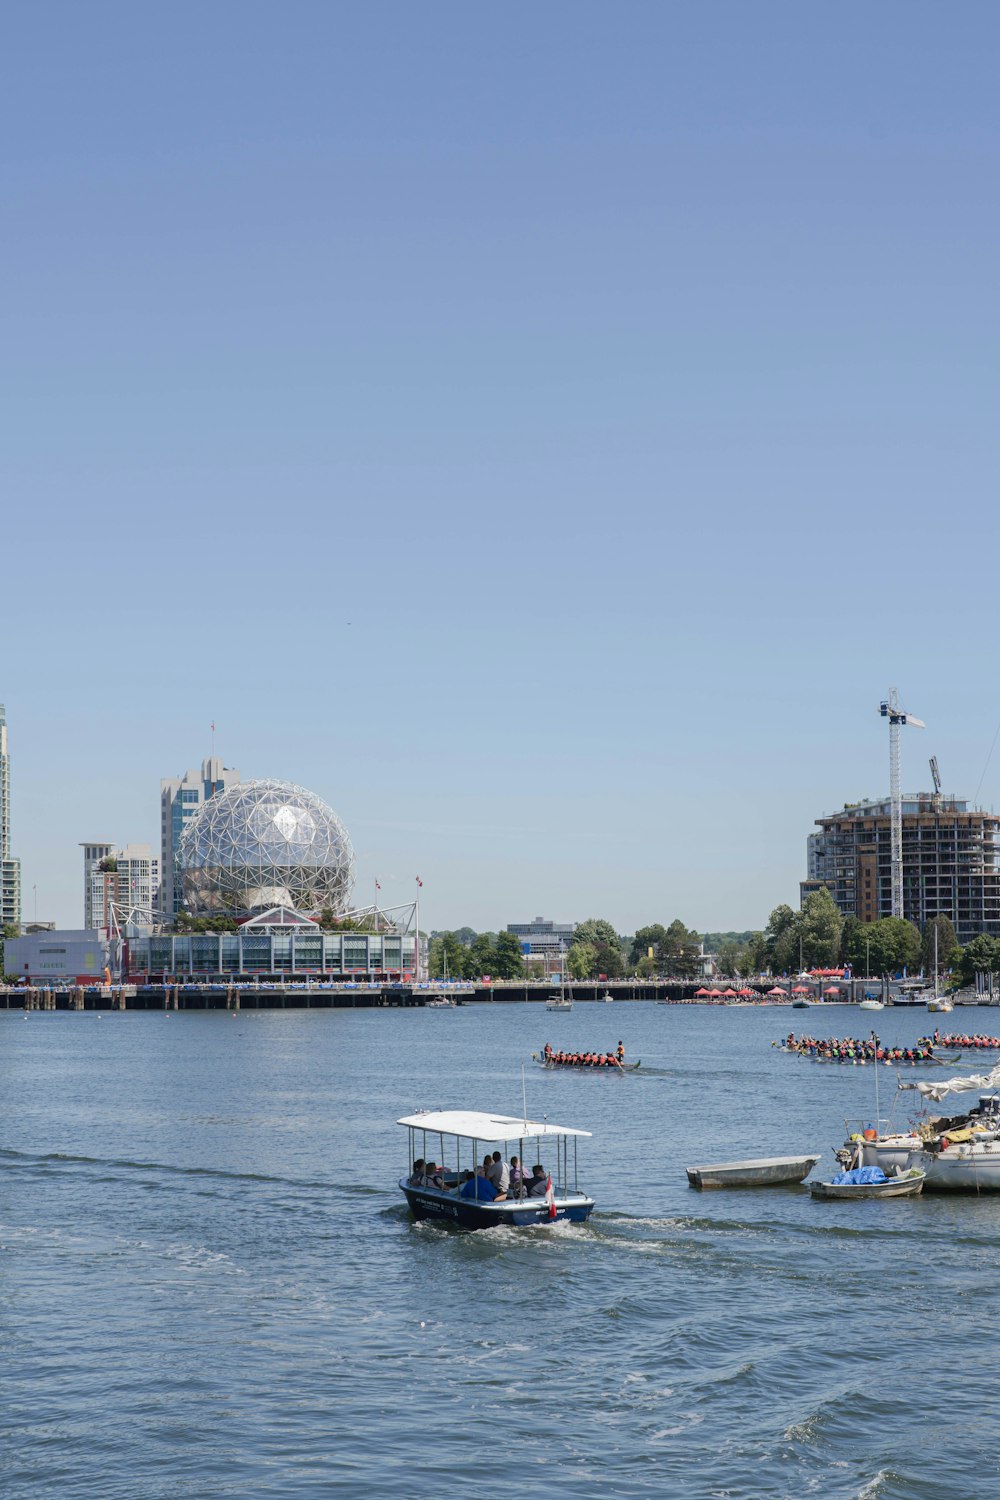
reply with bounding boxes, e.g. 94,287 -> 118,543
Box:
397,1109 -> 591,1141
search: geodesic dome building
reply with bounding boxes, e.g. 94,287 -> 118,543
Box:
177,779 -> 355,917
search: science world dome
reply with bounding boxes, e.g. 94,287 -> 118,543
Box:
177,779 -> 355,917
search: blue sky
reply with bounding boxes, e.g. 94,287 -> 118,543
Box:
3,3 -> 999,932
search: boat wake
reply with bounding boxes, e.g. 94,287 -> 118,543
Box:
0,1145 -> 372,1196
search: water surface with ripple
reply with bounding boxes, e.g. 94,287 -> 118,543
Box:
3,1002 -> 998,1498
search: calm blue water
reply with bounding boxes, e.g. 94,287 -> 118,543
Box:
3,1001 -> 999,1499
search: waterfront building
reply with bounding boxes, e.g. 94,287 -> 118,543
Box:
505,916 -> 576,966
802,793 -> 1000,945
160,757 -> 241,919
127,909 -> 415,981
0,704 -> 21,931
83,843 -> 160,930
5,929 -> 110,984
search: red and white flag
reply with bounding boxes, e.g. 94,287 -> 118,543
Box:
545,1174 -> 557,1221
416,876 -> 423,887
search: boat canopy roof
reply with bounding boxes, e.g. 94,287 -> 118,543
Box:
397,1109 -> 591,1141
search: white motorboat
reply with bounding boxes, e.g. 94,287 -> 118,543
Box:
858,998 -> 884,1011
426,996 -> 457,1009
880,1060 -> 1000,1189
905,1138 -> 1000,1190
852,1132 -> 924,1172
600,991 -> 614,1003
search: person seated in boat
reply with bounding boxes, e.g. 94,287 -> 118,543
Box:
509,1155 -> 528,1196
617,1041 -> 624,1062
424,1161 -> 445,1189
487,1151 -> 510,1194
459,1169 -> 499,1201
544,1043 -> 553,1060
410,1158 -> 426,1186
527,1164 -> 549,1197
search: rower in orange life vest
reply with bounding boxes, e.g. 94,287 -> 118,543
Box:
616,1041 -> 625,1064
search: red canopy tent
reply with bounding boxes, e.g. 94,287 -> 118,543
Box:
694,987 -> 711,997
824,985 -> 842,997
738,988 -> 755,997
707,988 -> 723,997
722,988 -> 738,997
792,985 -> 812,995
768,987 -> 788,996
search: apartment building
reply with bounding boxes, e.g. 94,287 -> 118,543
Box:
802,793 -> 1000,944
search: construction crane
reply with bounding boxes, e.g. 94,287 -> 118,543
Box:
879,689 -> 925,920
929,755 -> 942,811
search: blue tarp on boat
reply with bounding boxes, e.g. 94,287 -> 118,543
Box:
830,1165 -> 887,1186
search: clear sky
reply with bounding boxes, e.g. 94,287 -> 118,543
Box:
3,3 -> 999,933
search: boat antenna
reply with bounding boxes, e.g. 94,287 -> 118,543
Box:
521,1063 -> 528,1125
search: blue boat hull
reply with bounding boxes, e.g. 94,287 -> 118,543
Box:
400,1181 -> 595,1230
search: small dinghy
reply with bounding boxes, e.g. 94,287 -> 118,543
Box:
809,1166 -> 925,1200
686,1154 -> 820,1190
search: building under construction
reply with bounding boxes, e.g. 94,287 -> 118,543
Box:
802,793 -> 1000,945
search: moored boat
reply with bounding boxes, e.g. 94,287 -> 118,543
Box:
858,1065 -> 1000,1190
686,1154 -> 820,1190
809,1167 -> 925,1200
398,1108 -> 596,1229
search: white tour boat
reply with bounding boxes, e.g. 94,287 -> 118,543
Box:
398,1109 -> 596,1229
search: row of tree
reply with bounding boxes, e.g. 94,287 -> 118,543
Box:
428,917 -> 704,982
713,887 -> 965,980
428,928 -> 528,980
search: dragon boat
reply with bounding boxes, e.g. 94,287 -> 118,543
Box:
532,1049 -> 639,1072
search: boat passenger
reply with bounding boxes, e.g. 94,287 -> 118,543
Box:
528,1165 -> 549,1197
544,1043 -> 553,1059
617,1041 -> 624,1062
509,1155 -> 527,1196
410,1158 -> 426,1186
459,1169 -> 499,1201
424,1161 -> 445,1189
487,1150 -> 510,1194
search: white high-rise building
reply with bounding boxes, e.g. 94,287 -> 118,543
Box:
160,757 -> 241,920
81,842 -> 114,928
82,843 -> 160,930
0,704 -> 22,931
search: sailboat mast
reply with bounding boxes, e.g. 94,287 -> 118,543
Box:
934,921 -> 939,996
